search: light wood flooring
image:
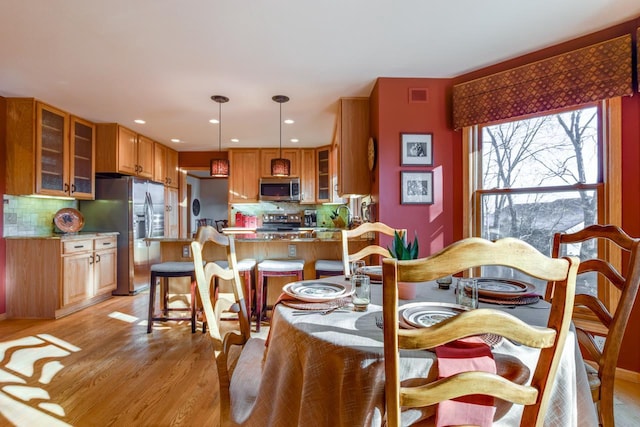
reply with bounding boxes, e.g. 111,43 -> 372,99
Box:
0,292 -> 638,426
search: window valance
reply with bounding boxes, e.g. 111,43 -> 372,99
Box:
453,35 -> 632,129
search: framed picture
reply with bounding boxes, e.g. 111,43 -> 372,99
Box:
401,171 -> 433,204
401,133 -> 433,166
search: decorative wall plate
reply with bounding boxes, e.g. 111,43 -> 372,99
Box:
54,208 -> 85,233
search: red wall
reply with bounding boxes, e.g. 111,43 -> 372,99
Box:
370,78 -> 462,256
619,94 -> 640,371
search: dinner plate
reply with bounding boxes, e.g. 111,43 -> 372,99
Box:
283,281 -> 353,302
53,208 -> 85,233
473,277 -> 536,299
359,265 -> 382,281
400,302 -> 469,328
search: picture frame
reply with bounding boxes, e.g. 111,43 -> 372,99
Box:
401,171 -> 433,204
401,133 -> 433,166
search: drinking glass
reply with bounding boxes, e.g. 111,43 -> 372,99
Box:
351,274 -> 371,312
350,260 -> 365,276
455,278 -> 479,309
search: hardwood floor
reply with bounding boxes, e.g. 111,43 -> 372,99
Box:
1,292 -> 638,426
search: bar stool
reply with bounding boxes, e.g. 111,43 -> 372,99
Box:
213,258 -> 257,316
256,259 -> 305,332
314,259 -> 344,278
147,262 -> 198,333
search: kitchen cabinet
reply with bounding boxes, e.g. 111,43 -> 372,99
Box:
6,234 -> 117,319
165,186 -> 179,238
299,148 -> 316,204
228,149 -> 260,203
5,98 -> 95,199
335,97 -> 370,196
95,123 -> 154,179
154,143 -> 180,188
316,145 -> 345,204
259,148 -> 300,177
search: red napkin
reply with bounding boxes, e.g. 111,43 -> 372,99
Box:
264,292 -> 299,347
434,337 -> 496,427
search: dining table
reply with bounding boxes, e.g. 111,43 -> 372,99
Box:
229,275 -> 599,426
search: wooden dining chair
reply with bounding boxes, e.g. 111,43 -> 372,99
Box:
191,228 -> 265,426
341,221 -> 406,276
545,224 -> 640,427
381,237 -> 579,427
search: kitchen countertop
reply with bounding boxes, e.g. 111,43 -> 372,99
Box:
3,232 -> 119,240
146,228 -> 371,243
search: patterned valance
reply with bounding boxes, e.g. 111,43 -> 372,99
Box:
453,35 -> 632,129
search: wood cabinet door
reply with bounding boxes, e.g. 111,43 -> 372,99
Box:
229,149 -> 260,202
316,146 -> 331,203
153,142 -> 167,184
117,126 -> 138,175
35,102 -> 70,197
300,148 -> 316,204
338,98 -> 370,196
69,116 -> 95,199
259,148 -> 300,177
94,248 -> 117,296
62,252 -> 93,306
165,187 -> 179,238
136,135 -> 155,179
165,147 -> 179,188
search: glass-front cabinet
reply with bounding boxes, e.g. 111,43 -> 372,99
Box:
6,98 -> 95,199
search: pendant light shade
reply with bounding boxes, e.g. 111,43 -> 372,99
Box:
271,95 -> 290,177
210,95 -> 230,178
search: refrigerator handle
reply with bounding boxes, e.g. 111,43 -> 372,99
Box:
144,191 -> 154,239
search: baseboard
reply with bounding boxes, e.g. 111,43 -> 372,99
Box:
0,312 -> 6,321
617,367 -> 640,383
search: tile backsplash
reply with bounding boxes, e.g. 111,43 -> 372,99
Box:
3,195 -> 78,237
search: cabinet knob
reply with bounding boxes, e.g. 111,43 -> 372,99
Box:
89,255 -> 94,265
95,254 -> 101,263
70,183 -> 76,194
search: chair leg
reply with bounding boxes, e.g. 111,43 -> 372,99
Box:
190,275 -> 197,334
147,272 -> 157,333
599,384 -> 615,427
256,272 -> 264,333
242,270 -> 252,317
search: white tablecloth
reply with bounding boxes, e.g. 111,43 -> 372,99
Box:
230,278 -> 598,426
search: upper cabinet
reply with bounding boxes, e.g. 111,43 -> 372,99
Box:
299,148 -> 316,204
153,143 -> 179,188
228,149 -> 260,203
5,98 -> 95,199
259,148 -> 300,177
95,123 -> 154,179
316,145 -> 345,204
335,97 -> 370,196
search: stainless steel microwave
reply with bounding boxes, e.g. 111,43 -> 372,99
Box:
259,177 -> 301,202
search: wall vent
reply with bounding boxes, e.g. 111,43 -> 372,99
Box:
409,88 -> 429,103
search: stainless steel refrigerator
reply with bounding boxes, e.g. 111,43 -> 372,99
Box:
80,176 -> 165,295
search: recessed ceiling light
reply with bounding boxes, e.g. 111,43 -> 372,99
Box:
134,119 -> 146,124
209,119 -> 219,124
231,138 -> 239,143
284,119 -> 294,124
290,138 -> 299,143
171,138 -> 181,143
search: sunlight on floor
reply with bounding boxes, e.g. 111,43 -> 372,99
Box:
0,335 -> 80,426
108,311 -> 139,323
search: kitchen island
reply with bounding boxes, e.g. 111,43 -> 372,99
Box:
151,228 -> 374,306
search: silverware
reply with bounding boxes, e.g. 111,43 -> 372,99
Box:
291,306 -> 348,316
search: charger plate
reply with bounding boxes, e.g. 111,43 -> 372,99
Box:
473,277 -> 536,299
283,281 -> 353,302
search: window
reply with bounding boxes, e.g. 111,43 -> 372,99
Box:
467,101 -> 622,304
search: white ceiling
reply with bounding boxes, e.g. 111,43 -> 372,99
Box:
1,1 -> 639,152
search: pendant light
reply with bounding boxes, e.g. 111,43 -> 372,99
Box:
210,95 -> 230,177
271,95 -> 291,177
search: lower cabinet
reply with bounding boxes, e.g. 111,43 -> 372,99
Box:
6,234 -> 117,319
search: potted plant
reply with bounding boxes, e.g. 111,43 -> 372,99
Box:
388,231 -> 420,299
